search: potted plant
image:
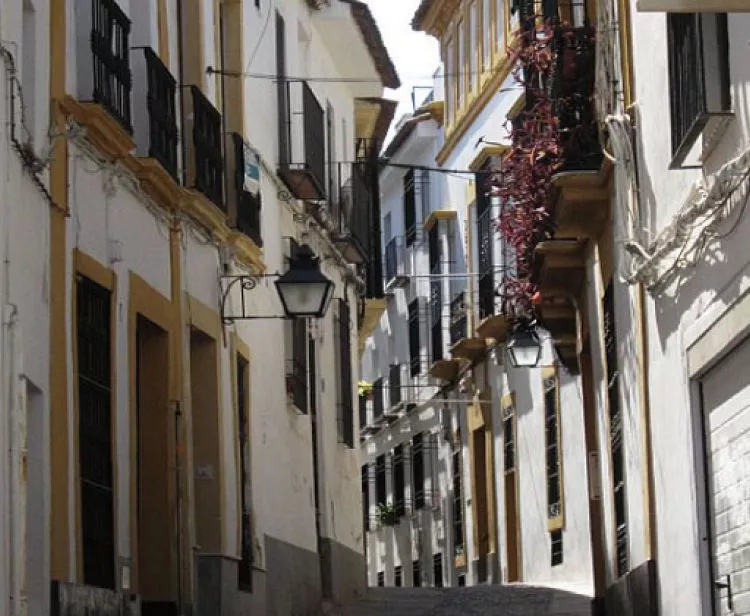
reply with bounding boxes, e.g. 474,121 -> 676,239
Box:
358,380 -> 373,400
377,502 -> 399,527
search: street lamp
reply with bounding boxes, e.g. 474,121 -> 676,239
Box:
506,324 -> 542,368
274,244 -> 335,319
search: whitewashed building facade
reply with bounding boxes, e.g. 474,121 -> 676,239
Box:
0,0 -> 399,614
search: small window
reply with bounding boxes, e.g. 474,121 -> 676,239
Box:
412,433 -> 425,510
408,299 -> 421,377
393,445 -> 405,517
404,170 -> 417,246
543,370 -> 563,528
377,571 -> 385,587
551,529 -> 563,566
457,20 -> 465,109
667,12 -> 731,168
495,0 -> 505,52
458,573 -> 466,586
469,1 -> 478,92
482,0 -> 491,69
445,37 -> 455,125
394,565 -> 403,587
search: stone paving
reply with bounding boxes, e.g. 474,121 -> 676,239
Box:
328,585 -> 593,615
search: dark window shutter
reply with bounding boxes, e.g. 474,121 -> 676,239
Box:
339,299 -> 354,447
404,170 -> 416,245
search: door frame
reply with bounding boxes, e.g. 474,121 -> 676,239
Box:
685,288 -> 750,615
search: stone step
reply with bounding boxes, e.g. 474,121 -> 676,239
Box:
328,584 -> 593,616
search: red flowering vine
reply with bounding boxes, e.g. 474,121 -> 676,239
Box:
493,18 -> 596,318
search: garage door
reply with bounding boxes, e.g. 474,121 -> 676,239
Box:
701,336 -> 750,615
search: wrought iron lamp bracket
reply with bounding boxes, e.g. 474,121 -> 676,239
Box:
219,273 -> 288,324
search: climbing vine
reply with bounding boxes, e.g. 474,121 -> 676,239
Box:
494,16 -> 597,318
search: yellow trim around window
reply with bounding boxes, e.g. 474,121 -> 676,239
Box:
542,366 -> 565,532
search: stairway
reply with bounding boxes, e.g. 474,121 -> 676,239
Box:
327,585 -> 593,616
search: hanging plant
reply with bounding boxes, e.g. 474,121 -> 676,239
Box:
358,380 -> 373,399
377,502 -> 399,527
493,17 -> 597,318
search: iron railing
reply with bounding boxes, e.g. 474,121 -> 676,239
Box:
518,0 -> 601,172
430,278 -> 443,363
89,0 -> 132,132
408,300 -> 421,377
189,86 -> 223,208
450,292 -> 467,345
232,133 -> 263,247
331,162 -> 371,260
404,170 -> 417,246
77,275 -> 115,590
278,80 -> 326,199
477,205 -> 495,320
666,13 -> 730,167
141,48 -> 177,178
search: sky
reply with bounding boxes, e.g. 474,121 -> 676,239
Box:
361,0 -> 440,139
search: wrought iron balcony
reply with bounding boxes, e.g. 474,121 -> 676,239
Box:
519,0 -> 601,172
76,0 -> 132,133
330,162 -> 371,264
278,80 -> 326,201
231,133 -> 263,247
132,47 -> 178,178
430,280 -> 443,364
477,206 -> 495,320
449,293 -> 468,346
185,86 -> 223,209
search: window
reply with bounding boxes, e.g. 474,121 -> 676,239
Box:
362,465 -> 371,532
666,12 -> 730,167
604,283 -> 629,577
503,407 -> 515,472
496,0 -> 506,52
89,0 -> 132,132
420,169 -> 431,224
543,369 -> 563,528
458,574 -> 466,586
408,299 -> 421,377
383,211 -> 392,243
482,0 -> 491,70
551,529 -> 563,566
469,1 -> 478,93
287,317 -> 308,413
389,364 -> 402,408
394,565 -> 403,587
404,170 -> 417,245
377,571 -> 385,587
376,454 -> 387,507
457,20 -> 465,109
445,37 -> 455,125
373,377 -> 384,421
393,445 -> 405,517
337,300 -> 354,447
412,433 -> 425,509
433,553 -> 443,588
412,559 -> 421,587
452,442 -> 464,558
476,161 -> 494,321
77,275 -> 115,589
237,355 -> 253,590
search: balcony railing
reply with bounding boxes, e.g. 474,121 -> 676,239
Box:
185,86 -> 223,208
231,133 -> 263,247
384,236 -> 411,287
450,293 -> 467,346
132,47 -> 177,178
330,162 -> 371,263
278,80 -> 326,201
519,1 -> 601,172
78,0 -> 132,132
477,206 -> 495,320
430,280 -> 443,363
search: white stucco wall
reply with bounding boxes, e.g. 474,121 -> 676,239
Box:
623,6 -> 750,615
0,1 -> 53,614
